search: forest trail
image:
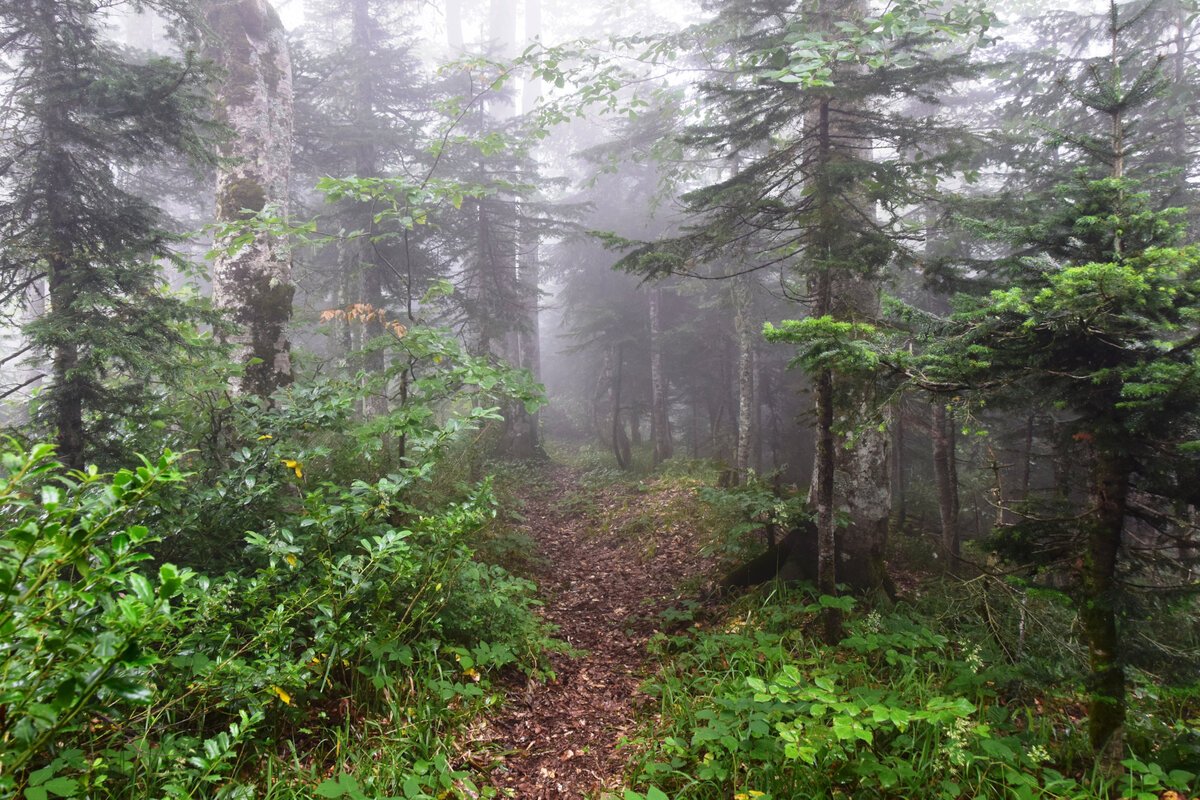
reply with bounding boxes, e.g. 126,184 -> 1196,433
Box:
482,464 -> 715,799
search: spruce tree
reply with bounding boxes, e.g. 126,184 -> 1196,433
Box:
616,0 -> 992,607
923,1 -> 1200,757
0,0 -> 216,468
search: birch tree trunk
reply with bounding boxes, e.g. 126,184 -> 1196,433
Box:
204,0 -> 294,398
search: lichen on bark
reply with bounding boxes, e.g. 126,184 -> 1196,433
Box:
204,0 -> 294,397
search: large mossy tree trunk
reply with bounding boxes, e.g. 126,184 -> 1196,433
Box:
813,363 -> 841,641
204,0 -> 294,399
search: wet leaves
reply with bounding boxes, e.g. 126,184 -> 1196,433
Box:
483,466 -> 716,799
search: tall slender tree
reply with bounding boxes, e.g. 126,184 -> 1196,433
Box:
0,0 -> 216,468
619,0 -> 991,607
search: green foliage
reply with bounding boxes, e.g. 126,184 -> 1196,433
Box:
624,587 -> 1199,800
764,317 -> 885,375
0,323 -> 555,799
695,480 -> 809,564
0,0 -> 220,469
0,444 -> 190,787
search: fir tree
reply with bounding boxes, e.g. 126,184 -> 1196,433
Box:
0,0 -> 217,468
923,2 -> 1200,757
615,0 -> 992,610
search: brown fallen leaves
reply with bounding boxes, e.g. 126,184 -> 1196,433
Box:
480,465 -> 716,799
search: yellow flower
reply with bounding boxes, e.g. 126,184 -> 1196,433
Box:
257,434 -> 273,440
285,554 -> 297,567
281,459 -> 303,478
463,667 -> 480,682
270,685 -> 292,705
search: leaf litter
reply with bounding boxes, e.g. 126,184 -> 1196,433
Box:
481,464 -> 716,799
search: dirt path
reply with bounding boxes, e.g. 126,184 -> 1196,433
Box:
483,464 -> 714,799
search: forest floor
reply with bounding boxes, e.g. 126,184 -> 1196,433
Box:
480,463 -> 718,799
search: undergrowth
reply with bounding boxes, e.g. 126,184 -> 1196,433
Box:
1,326 -> 555,800
620,581 -> 1200,800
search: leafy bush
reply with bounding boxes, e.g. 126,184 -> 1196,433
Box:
0,332 -> 555,799
0,444 -> 192,794
695,480 -> 809,564
624,586 -> 1199,800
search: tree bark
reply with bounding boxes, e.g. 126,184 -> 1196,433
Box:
932,400 -> 959,563
204,0 -> 294,399
521,0 -> 542,116
612,343 -> 631,469
1020,412 -> 1035,500
785,0 -> 891,595
445,0 -> 463,53
893,406 -> 907,533
649,287 -> 673,465
350,0 -> 387,419
1083,439 -> 1130,760
40,64 -> 85,470
814,364 -> 841,642
499,208 -> 543,457
733,274 -> 754,483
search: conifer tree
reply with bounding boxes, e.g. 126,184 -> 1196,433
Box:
923,2 -> 1200,757
0,0 -> 216,468
617,0 -> 991,609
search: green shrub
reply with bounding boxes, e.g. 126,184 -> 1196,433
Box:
624,586 -> 1199,800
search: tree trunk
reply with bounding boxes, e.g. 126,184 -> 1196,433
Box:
204,0 -> 294,399
949,420 -> 960,522
612,343 -> 631,469
445,0 -> 463,53
733,275 -> 754,483
41,78 -> 85,470
932,400 -> 959,563
507,215 -> 543,457
752,352 -> 763,472
521,0 -> 542,116
592,348 -> 612,443
814,365 -> 840,642
649,287 -> 673,465
351,0 -> 387,419
1021,412 -> 1035,500
788,0 -> 891,595
893,406 -> 907,533
1083,440 -> 1130,760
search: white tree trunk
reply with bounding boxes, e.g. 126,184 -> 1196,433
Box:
205,0 -> 294,398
